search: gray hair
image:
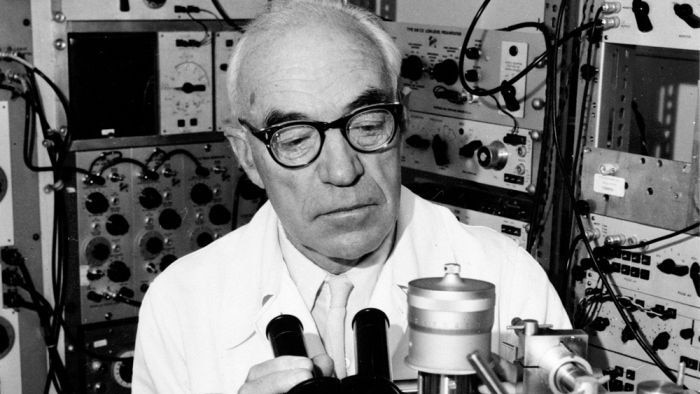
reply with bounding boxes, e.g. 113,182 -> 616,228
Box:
226,0 -> 402,127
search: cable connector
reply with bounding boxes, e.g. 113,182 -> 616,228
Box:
174,5 -> 201,13
1,247 -> 24,266
499,81 -> 520,112
601,2 -> 621,14
600,16 -> 620,30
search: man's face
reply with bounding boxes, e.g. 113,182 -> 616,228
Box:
236,23 -> 401,268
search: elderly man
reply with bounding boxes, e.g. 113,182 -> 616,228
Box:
132,1 -> 570,393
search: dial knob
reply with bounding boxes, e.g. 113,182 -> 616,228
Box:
85,192 -> 109,214
139,231 -> 164,259
465,47 -> 481,60
158,208 -> 182,230
106,214 -> 130,236
112,351 -> 134,388
196,232 -> 214,248
209,204 -> 231,225
464,69 -> 480,82
159,254 -> 178,272
86,269 -> 104,281
432,59 -> 459,85
191,183 -> 213,205
139,187 -> 162,210
400,55 -> 424,81
89,241 -> 111,262
652,331 -> 670,350
107,260 -> 131,283
145,236 -> 164,256
476,141 -> 509,170
405,135 -> 431,150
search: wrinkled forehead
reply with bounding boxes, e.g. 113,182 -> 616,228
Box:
236,22 -> 394,120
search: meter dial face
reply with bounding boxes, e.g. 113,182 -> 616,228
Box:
163,61 -> 211,117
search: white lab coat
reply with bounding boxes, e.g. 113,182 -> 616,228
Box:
132,187 -> 570,393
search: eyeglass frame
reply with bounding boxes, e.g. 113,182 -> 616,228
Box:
238,102 -> 403,169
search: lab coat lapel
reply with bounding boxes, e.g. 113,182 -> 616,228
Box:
252,268 -> 324,357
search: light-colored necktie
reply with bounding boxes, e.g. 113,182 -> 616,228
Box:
323,275 -> 354,379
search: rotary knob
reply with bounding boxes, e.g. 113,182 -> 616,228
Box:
196,232 -> 214,248
139,231 -> 165,259
145,236 -> 164,256
432,59 -> 459,85
476,141 -> 509,170
191,183 -> 214,205
86,237 -> 112,265
400,55 -> 424,81
139,187 -> 162,210
106,214 -> 130,236
107,260 -> 131,283
208,204 -> 231,225
465,47 -> 481,60
159,254 -> 178,272
85,192 -> 109,214
158,208 -> 182,230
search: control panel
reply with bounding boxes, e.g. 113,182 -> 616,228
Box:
573,214 -> 700,391
0,307 -> 21,394
601,0 -> 700,50
59,0 -> 265,21
580,148 -> 698,231
64,133 -> 239,325
0,102 -> 13,247
214,31 -> 243,132
66,320 -> 136,394
402,111 -> 538,193
384,22 -> 547,131
436,202 -> 529,247
158,32 -> 214,134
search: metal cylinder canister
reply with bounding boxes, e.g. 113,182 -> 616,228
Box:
636,381 -> 688,394
405,263 -> 496,375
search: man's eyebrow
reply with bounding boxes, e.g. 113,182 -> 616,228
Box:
263,110 -> 309,128
345,89 -> 395,112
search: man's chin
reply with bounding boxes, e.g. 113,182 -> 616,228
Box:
314,227 -> 393,262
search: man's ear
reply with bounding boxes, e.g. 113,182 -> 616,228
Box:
225,126 -> 265,189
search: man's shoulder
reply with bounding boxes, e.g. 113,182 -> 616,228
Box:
147,202 -> 276,294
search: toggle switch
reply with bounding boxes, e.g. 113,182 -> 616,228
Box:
431,135 -> 449,166
400,55 -> 424,81
405,135 -> 431,150
432,59 -> 459,85
674,3 -> 700,28
632,0 -> 653,32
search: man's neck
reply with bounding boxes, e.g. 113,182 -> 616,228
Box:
287,225 -> 397,275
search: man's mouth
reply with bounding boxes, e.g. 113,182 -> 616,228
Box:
322,203 -> 375,216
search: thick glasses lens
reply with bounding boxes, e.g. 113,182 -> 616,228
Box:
270,125 -> 322,166
347,109 -> 396,150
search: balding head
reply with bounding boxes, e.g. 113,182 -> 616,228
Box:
226,0 -> 401,125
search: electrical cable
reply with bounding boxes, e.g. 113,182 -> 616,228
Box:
209,0 -> 245,31
186,10 -> 212,46
571,7 -> 603,180
458,0 -> 599,97
551,86 -> 681,385
487,94 -> 519,134
498,3 -> 684,381
96,157 -> 157,179
630,99 -> 650,156
616,222 -> 700,250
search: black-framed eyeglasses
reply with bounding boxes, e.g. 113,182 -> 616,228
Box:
238,102 -> 403,169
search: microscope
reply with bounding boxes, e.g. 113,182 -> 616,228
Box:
404,263 -> 605,394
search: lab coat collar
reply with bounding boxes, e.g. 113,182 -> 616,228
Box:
218,187 -> 461,352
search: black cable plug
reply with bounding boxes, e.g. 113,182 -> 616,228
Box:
499,81 -> 520,112
174,5 -> 201,13
195,166 -> 210,177
1,247 -> 24,266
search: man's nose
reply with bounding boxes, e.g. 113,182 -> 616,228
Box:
317,130 -> 364,186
